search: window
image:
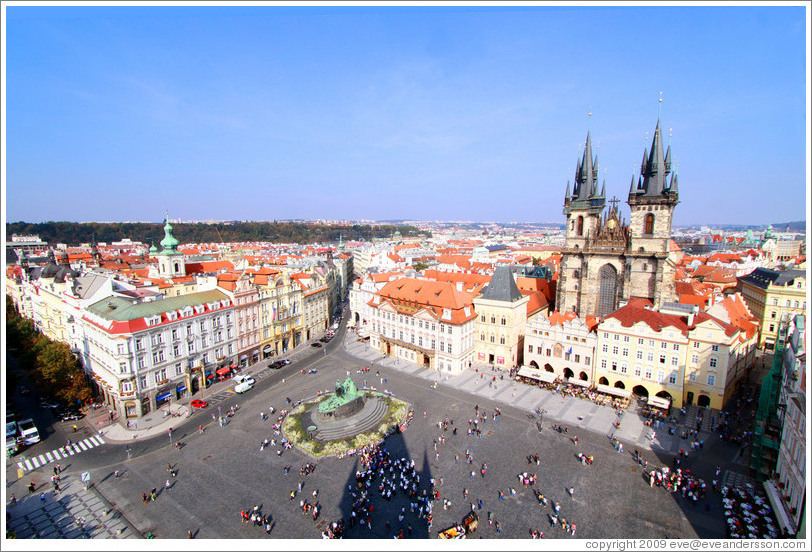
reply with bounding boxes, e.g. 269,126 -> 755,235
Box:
657,370 -> 665,383
638,338 -> 644,345
154,368 -> 167,383
645,368 -> 652,380
602,344 -> 609,353
574,354 -> 580,363
661,342 -> 668,349
644,213 -> 654,235
585,357 -> 591,366
419,337 -> 423,347
612,346 -> 619,355
623,335 -> 630,343
500,336 -> 506,345
772,298 -> 778,306
119,362 -> 128,374
634,366 -> 641,377
671,357 -> 678,366
481,315 -> 486,322
431,339 -> 436,350
117,343 -> 126,354
648,340 -> 655,347
711,344 -> 719,352
537,346 -> 542,354
122,381 -> 133,393
448,343 -> 452,354
636,350 -> 643,360
668,372 -> 677,385
620,363 -> 627,374
175,363 -> 183,376
137,356 -> 146,369
546,349 -> 552,356
611,362 -> 618,372
501,317 -> 506,325
490,316 -> 496,324
771,311 -> 777,319
707,374 -> 716,386
691,354 -> 699,364
709,358 -> 717,368
769,324 -> 775,332
692,342 -> 700,349
622,348 -> 629,357
647,352 -> 654,363
673,343 -> 679,351
659,355 -> 666,364
188,340 -> 195,353
440,342 -> 445,352
152,350 -> 165,363
688,371 -> 696,382
614,334 -> 620,341
601,359 -> 607,370
139,375 -> 147,389
135,338 -> 144,351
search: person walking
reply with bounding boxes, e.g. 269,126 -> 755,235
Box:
199,425 -> 204,434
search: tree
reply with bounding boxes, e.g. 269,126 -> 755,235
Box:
35,341 -> 92,405
413,262 -> 429,272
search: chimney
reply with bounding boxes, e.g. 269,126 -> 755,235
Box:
456,282 -> 463,292
687,305 -> 699,327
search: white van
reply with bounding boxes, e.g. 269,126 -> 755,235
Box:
234,380 -> 254,394
17,418 -> 40,445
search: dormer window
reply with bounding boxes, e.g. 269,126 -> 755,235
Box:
442,308 -> 452,320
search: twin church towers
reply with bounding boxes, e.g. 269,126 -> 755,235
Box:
555,118 -> 681,318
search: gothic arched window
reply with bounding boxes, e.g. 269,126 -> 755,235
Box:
644,213 -> 655,235
597,264 -> 618,317
577,216 -> 584,236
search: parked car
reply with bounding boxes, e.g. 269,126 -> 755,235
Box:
311,342 -> 322,348
190,399 -> 208,408
53,407 -> 83,421
40,399 -> 60,409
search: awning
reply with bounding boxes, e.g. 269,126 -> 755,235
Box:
517,366 -> 556,383
176,384 -> 186,394
240,354 -> 248,360
763,480 -> 794,533
263,345 -> 273,353
206,373 -> 216,380
647,396 -> 672,410
216,367 -> 231,376
596,384 -> 632,399
568,378 -> 591,388
155,391 -> 171,402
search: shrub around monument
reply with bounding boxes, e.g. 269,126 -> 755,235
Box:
282,391 -> 411,459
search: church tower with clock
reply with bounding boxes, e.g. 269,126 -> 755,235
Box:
555,119 -> 679,318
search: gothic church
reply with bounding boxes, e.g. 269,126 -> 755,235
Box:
555,120 -> 680,318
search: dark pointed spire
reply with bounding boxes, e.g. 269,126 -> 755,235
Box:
669,171 -> 679,196
599,181 -> 605,198
638,119 -> 670,196
574,131 -> 597,200
629,174 -> 637,195
664,144 -> 671,174
564,180 -> 571,200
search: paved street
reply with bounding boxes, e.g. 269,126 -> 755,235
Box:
5,318 -> 755,539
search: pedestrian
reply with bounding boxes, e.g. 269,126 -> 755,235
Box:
187,530 -> 194,538
142,492 -> 148,504
199,425 -> 204,434
573,436 -> 578,446
165,479 -> 171,491
9,493 -> 16,506
568,486 -> 574,497
28,481 -> 36,495
114,469 -> 120,479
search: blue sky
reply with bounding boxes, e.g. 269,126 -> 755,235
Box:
3,4 -> 808,226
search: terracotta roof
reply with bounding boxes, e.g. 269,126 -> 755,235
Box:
521,290 -> 549,316
669,239 -> 682,252
547,311 -> 578,327
370,278 -> 476,325
185,260 -> 234,275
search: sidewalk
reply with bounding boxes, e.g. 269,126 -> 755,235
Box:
340,329 -> 720,458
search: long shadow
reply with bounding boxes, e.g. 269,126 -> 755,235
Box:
331,427 -> 432,539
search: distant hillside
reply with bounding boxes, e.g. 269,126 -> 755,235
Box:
771,221 -> 806,232
5,221 -> 427,247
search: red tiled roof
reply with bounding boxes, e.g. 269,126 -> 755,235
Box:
370,278 -> 476,325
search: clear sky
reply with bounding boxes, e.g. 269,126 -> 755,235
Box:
3,3 -> 809,226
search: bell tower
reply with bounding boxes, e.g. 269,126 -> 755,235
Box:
157,212 -> 186,279
557,130 -> 607,314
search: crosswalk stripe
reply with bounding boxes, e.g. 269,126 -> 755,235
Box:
30,457 -> 40,468
67,447 -> 75,455
78,441 -> 89,451
24,460 -> 33,470
45,452 -> 54,462
52,450 -> 63,460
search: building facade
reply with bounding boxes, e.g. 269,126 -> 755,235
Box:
82,289 -> 236,419
473,266 -> 529,369
738,268 -> 806,349
367,278 -> 477,375
523,311 -> 598,383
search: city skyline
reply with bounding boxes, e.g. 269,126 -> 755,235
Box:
4,2 -> 809,226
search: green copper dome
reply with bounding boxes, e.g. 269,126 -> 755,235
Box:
160,218 -> 180,254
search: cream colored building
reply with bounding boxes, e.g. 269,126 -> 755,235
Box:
473,266 -> 529,369
595,300 -> 757,410
523,311 -> 598,383
738,268 -> 806,349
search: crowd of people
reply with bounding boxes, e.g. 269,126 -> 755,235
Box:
722,484 -> 780,539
